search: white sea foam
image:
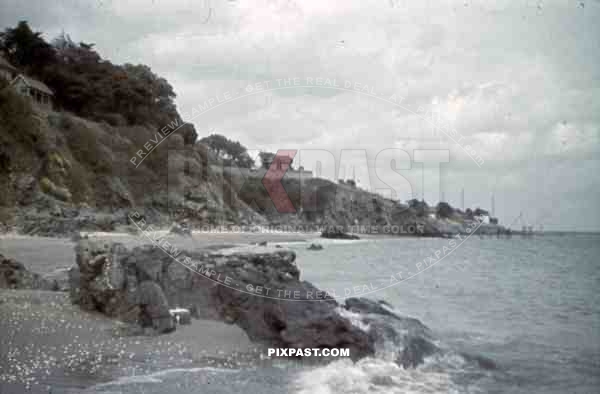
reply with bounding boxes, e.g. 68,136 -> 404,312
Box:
80,231 -> 139,237
336,307 -> 370,331
90,366 -> 238,389
292,358 -> 458,394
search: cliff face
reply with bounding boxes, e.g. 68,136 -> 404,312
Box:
0,85 -> 262,235
228,174 -> 506,237
0,83 -> 503,237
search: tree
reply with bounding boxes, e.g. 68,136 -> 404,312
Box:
199,134 -> 254,168
436,201 -> 454,219
408,198 -> 428,217
474,207 -> 489,217
259,152 -> 275,169
0,21 -> 55,73
465,208 -> 473,219
200,134 -> 228,157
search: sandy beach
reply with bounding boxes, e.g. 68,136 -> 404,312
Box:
0,288 -> 262,394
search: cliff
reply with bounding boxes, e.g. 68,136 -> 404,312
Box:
228,172 -> 508,237
0,81 -> 263,235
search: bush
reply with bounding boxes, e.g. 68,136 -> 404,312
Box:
0,79 -> 45,152
40,177 -> 71,201
67,161 -> 91,204
60,117 -> 112,174
93,112 -> 127,127
436,202 -> 454,219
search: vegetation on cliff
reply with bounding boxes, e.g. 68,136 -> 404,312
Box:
0,21 -> 196,143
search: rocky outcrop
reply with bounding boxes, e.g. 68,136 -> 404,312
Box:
307,243 -> 323,250
69,240 -> 484,368
169,221 -> 191,236
0,254 -> 59,290
70,240 -> 373,358
321,227 -> 360,240
343,298 -> 439,368
15,204 -> 133,237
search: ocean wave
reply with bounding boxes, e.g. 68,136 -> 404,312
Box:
292,358 -> 459,394
89,366 -> 238,389
336,306 -> 371,331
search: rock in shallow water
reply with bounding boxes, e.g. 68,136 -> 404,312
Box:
344,297 -> 440,368
320,227 -> 360,240
170,222 -> 192,236
137,281 -> 176,333
0,254 -> 58,291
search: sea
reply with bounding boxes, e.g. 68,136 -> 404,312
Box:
60,233 -> 600,393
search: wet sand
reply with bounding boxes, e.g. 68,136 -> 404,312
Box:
0,290 -> 260,394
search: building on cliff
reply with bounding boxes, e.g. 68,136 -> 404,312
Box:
261,153 -> 313,181
223,152 -> 313,183
10,74 -> 54,110
0,55 -> 18,81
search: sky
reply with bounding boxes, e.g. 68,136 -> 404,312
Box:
1,0 -> 599,231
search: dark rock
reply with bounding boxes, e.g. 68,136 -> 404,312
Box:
70,240 -> 132,317
137,281 -> 175,333
68,266 -> 83,303
396,336 -> 439,368
15,206 -> 130,237
345,298 -> 400,319
370,375 -> 395,387
71,240 -> 373,356
459,352 -> 498,370
321,227 -> 360,240
0,254 -> 57,290
345,298 -> 432,337
134,246 -> 164,282
307,243 -> 323,251
344,297 -> 438,368
170,222 -> 191,236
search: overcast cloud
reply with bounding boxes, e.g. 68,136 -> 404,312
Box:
2,0 -> 599,231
